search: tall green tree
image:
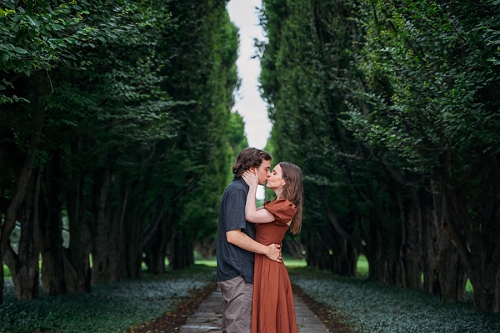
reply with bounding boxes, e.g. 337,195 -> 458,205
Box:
343,0 -> 500,312
0,0 -> 240,304
259,0 -> 500,312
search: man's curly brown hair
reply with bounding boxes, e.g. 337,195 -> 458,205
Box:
232,147 -> 272,178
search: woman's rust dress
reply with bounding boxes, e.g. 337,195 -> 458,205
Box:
251,198 -> 298,333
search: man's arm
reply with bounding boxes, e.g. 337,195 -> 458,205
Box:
226,229 -> 282,262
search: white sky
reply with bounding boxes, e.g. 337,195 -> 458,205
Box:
227,0 -> 271,150
227,0 -> 271,199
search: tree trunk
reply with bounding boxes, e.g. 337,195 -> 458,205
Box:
439,151 -> 500,311
194,238 -> 216,260
0,113 -> 43,303
366,215 -> 400,285
304,227 -> 334,269
109,186 -> 128,281
91,168 -> 111,284
145,215 -> 170,275
8,168 -> 41,299
397,188 -> 422,289
431,183 -> 466,303
64,165 -> 91,293
0,257 -> 3,304
421,180 -> 441,296
318,191 -> 365,276
448,189 -> 500,311
282,239 -> 305,259
39,150 -> 67,295
168,227 -> 194,270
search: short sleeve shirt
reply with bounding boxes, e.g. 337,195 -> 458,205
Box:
264,198 -> 297,224
216,178 -> 256,283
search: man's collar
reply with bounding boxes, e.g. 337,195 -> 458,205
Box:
235,177 -> 249,189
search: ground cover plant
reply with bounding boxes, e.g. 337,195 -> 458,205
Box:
289,267 -> 500,333
3,260 -> 497,332
0,265 -> 215,333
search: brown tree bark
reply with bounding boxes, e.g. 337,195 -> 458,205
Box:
319,193 -> 363,276
64,165 -> 92,293
4,168 -> 41,300
108,186 -> 129,282
145,215 -> 171,275
367,225 -> 400,285
397,188 -> 422,289
421,181 -> 441,296
193,238 -> 216,260
439,152 -> 500,312
304,226 -> 338,270
0,113 -> 43,303
91,167 -> 111,284
38,150 -> 67,295
168,227 -> 194,270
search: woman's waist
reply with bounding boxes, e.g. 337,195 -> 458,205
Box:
255,238 -> 282,246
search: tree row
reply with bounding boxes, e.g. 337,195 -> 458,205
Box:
0,0 -> 244,304
259,0 -> 500,312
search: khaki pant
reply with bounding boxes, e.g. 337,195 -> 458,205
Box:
217,275 -> 253,333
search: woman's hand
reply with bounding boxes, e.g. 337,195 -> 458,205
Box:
242,170 -> 258,187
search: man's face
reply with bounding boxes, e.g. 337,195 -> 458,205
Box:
256,159 -> 271,185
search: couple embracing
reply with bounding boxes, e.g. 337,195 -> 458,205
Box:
216,147 -> 303,333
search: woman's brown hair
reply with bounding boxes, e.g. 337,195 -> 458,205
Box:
279,162 -> 303,234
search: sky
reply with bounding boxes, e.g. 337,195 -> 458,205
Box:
226,0 -> 271,150
227,0 -> 271,199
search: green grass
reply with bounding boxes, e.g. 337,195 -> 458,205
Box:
194,255 -> 307,268
283,257 -> 307,268
0,264 -> 216,333
3,264 -> 10,279
356,254 -> 369,277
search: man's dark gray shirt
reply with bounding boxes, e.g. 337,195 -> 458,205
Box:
216,178 -> 256,284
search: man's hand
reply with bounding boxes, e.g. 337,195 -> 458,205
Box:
266,243 -> 282,263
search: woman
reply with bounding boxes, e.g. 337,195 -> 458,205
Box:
242,161 -> 303,333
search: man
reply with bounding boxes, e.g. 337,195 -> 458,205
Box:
216,147 -> 282,333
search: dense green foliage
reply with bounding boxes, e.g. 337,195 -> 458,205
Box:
259,0 -> 500,312
0,0 -> 241,304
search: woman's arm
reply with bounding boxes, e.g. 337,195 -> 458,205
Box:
242,171 -> 275,223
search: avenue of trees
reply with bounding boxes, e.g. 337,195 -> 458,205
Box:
2,0 -> 499,316
0,0 -> 244,304
259,0 -> 500,312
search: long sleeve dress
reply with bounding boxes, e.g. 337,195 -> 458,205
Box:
251,198 -> 298,333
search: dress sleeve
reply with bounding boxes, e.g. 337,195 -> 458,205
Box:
264,198 -> 297,225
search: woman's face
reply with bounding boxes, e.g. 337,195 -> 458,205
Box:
266,164 -> 285,190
